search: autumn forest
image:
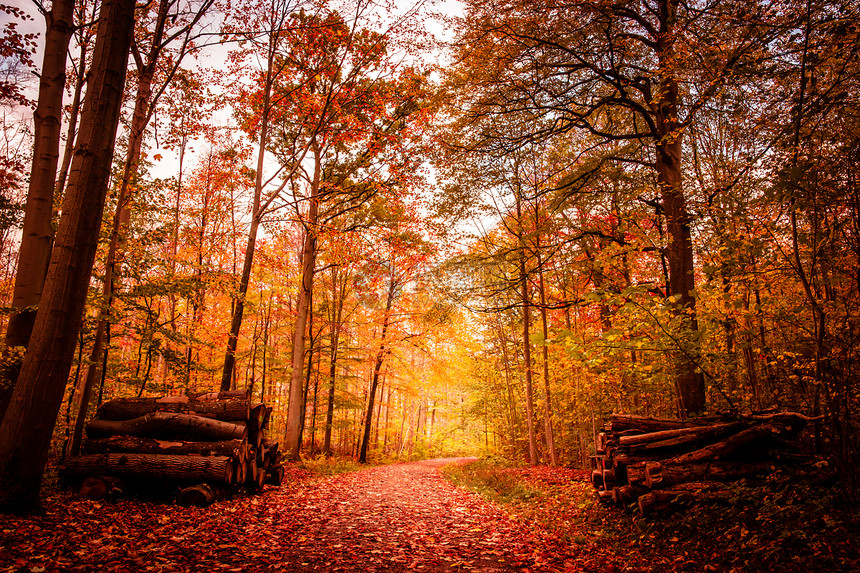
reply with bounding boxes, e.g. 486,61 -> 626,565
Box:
0,0 -> 858,548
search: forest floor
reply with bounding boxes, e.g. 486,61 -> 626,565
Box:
0,458 -> 858,573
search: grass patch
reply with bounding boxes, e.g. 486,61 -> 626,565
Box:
442,457 -> 543,504
299,454 -> 367,476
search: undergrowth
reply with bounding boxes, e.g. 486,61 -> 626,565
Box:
443,458 -> 860,572
299,454 -> 367,476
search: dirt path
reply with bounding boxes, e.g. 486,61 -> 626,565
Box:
0,459 -> 556,572
266,458 -> 541,572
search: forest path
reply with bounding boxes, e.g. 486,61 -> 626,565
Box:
0,459 -> 562,573
262,458 -> 544,572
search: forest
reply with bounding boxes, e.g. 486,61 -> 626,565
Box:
0,0 -> 857,529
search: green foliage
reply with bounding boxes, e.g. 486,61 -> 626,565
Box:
442,458 -> 542,504
299,453 -> 367,476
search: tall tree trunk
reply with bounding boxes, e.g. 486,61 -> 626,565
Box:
220,29 -> 279,392
0,0 -> 134,513
323,265 -> 345,455
0,0 -> 75,423
536,242 -> 558,466
284,143 -> 321,460
297,289 -> 315,448
68,0 -> 173,456
516,191 -> 539,465
654,0 -> 704,417
358,277 -> 396,464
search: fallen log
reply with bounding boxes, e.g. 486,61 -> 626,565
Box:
662,424 -> 784,466
62,453 -> 234,484
78,475 -> 124,500
612,484 -> 648,506
638,490 -> 693,515
266,464 -> 285,486
97,396 -> 251,422
82,435 -> 247,463
609,414 -> 710,433
187,390 -> 250,402
644,460 -> 773,489
86,412 -> 247,441
618,422 -> 744,449
177,483 -> 231,507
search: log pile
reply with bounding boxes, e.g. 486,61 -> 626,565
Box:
591,412 -> 816,515
62,390 -> 285,506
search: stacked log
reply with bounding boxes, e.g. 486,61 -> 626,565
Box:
62,390 -> 284,506
592,412 -> 816,515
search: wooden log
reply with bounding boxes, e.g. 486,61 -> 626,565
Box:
82,436 -> 246,461
260,405 -> 272,429
662,424 -> 783,466
596,489 -> 614,503
62,454 -> 233,484
591,469 -> 604,488
644,460 -> 774,489
612,484 -> 648,506
249,403 -> 267,431
637,490 -> 692,515
609,414 -> 710,433
85,412 -> 247,441
618,422 -> 744,449
187,390 -> 250,402
261,438 -> 279,458
177,483 -> 230,507
627,461 -> 647,484
245,458 -> 259,486
97,396 -> 250,422
248,428 -> 263,450
234,457 -> 246,485
266,464 -> 285,486
78,475 -> 124,500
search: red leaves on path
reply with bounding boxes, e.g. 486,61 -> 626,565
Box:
0,459 -> 564,572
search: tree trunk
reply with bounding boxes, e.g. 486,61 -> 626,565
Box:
177,482 -> 231,507
62,453 -> 234,484
654,0 -> 704,417
0,0 -> 135,514
82,435 -> 247,461
284,142 -> 321,460
517,191 -> 539,465
0,0 -> 75,423
535,232 -> 557,466
358,277 -> 396,464
221,25 -> 280,392
96,396 -> 251,422
69,0 -> 176,457
323,265 -> 346,455
86,412 -> 247,441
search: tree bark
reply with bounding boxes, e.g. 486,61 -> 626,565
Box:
284,142 -> 321,460
0,0 -> 75,423
323,266 -> 345,455
654,0 -> 704,417
82,435 -> 247,461
96,396 -> 251,422
62,453 -> 234,484
358,276 -> 396,464
0,0 -> 135,514
535,229 -> 557,466
69,0 -> 179,457
516,190 -> 539,465
85,412 -> 247,441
